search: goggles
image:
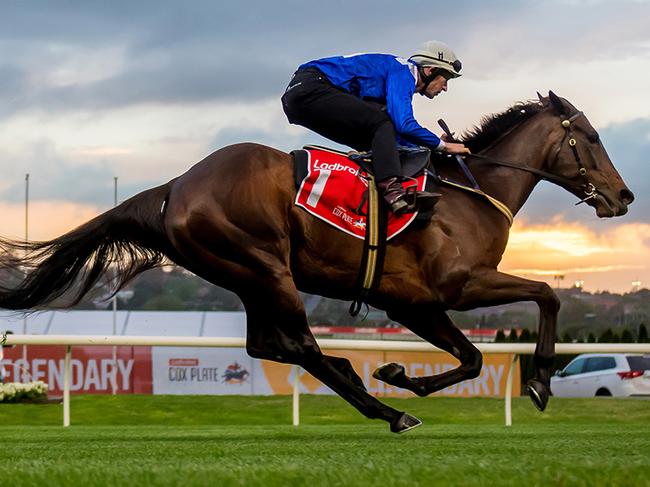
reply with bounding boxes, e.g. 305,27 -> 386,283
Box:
412,55 -> 462,74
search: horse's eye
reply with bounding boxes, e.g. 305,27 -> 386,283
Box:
588,133 -> 600,144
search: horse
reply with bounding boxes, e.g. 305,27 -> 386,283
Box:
0,91 -> 634,433
222,361 -> 250,384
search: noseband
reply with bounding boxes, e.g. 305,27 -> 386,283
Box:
466,110 -> 601,205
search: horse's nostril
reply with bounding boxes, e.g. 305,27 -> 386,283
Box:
620,188 -> 635,204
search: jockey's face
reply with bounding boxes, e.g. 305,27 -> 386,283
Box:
422,73 -> 448,100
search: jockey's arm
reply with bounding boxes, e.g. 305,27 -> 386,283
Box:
386,69 -> 470,154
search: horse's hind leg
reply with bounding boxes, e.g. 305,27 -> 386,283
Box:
242,283 -> 420,433
373,306 -> 483,397
164,178 -> 417,432
169,230 -> 415,430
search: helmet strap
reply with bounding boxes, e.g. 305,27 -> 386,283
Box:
417,66 -> 441,94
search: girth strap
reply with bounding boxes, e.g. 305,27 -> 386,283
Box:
349,172 -> 388,316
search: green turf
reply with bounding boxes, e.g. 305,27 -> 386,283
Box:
1,396 -> 649,486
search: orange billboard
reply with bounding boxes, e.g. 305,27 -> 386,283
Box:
261,350 -> 520,397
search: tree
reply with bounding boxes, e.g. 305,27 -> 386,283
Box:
598,329 -> 620,342
639,324 -> 649,343
561,332 -> 573,343
500,310 -> 537,329
598,329 -> 614,343
517,328 -> 535,386
620,329 -> 635,343
495,329 -> 506,342
558,297 -> 597,331
447,311 -> 476,328
507,329 -> 518,342
141,295 -> 186,311
518,328 -> 532,342
587,333 -> 596,343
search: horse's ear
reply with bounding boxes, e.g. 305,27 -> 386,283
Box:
548,90 -> 567,114
537,91 -> 548,106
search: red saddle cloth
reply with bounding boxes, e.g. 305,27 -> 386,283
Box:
295,147 -> 427,241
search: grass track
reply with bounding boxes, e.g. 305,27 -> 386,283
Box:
1,395 -> 649,486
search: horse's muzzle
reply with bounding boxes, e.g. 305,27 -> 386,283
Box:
595,187 -> 634,217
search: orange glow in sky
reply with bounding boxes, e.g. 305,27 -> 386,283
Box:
501,219 -> 649,293
0,202 -> 647,294
0,201 -> 102,241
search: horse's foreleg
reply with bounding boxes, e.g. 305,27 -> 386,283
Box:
453,270 -> 560,411
374,307 -> 483,396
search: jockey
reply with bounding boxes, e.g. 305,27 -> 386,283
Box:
282,40 -> 471,215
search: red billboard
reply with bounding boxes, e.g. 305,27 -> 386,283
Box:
1,345 -> 152,396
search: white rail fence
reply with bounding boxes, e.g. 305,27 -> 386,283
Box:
4,335 -> 650,427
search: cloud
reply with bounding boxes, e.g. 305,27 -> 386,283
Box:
27,49 -> 290,112
500,219 -> 650,292
209,125 -> 346,155
1,0 -> 647,121
508,264 -> 644,276
600,118 -> 650,201
0,1 -> 443,116
0,0 -> 648,298
0,200 -> 102,241
0,139 -> 117,205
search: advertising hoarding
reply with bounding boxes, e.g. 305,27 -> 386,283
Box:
1,345 -> 520,398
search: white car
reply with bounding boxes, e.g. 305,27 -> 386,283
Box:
551,353 -> 650,397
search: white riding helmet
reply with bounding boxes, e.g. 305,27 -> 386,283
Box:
408,40 -> 462,78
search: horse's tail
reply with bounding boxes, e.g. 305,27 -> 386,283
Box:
0,182 -> 176,310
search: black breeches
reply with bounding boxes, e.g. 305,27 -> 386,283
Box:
281,69 -> 401,181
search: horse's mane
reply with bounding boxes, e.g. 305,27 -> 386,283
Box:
460,100 -> 544,153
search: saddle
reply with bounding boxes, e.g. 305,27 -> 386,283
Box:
293,145 -> 432,189
309,145 -> 513,225
291,145 -> 435,316
290,143 -> 514,315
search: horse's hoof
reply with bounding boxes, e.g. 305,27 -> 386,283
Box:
526,379 -> 549,411
373,362 -> 406,384
390,412 -> 422,434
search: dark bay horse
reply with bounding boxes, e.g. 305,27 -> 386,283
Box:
0,91 -> 634,432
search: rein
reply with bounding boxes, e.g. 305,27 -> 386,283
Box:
462,110 -> 599,206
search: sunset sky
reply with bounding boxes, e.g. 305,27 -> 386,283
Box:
0,0 -> 648,293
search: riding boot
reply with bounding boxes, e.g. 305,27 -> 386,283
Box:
377,177 -> 441,215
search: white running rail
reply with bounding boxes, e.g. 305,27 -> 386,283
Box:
3,334 -> 650,427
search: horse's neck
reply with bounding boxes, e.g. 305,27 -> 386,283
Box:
471,120 -> 554,216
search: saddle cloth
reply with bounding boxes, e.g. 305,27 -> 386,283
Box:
294,147 -> 428,241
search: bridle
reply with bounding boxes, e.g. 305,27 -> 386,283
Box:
466,110 -> 600,206
558,111 -> 599,205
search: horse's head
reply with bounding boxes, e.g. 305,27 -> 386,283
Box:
541,91 -> 634,217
